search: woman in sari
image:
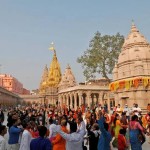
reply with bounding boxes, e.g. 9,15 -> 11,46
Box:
112,113 -> 127,148
114,114 -> 127,138
129,115 -> 145,150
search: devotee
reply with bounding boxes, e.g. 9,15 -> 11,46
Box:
19,122 -> 32,150
129,115 -> 145,150
112,113 -> 127,148
123,104 -> 130,121
110,111 -> 116,137
87,123 -> 100,150
97,112 -> 112,150
120,112 -> 128,129
114,114 -> 127,139
116,104 -> 123,116
55,121 -> 86,150
8,118 -> 23,150
0,109 -> 4,125
147,103 -> 150,113
0,125 -> 7,150
30,126 -> 52,150
146,112 -> 150,144
132,104 -> 142,116
49,117 -> 57,141
52,119 -> 68,150
68,112 -> 76,133
76,115 -> 86,133
118,128 -> 127,150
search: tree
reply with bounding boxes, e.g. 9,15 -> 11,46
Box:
77,31 -> 124,80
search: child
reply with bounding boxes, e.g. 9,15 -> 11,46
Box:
118,128 -> 127,150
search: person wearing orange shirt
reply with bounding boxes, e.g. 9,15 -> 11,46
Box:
52,119 -> 68,150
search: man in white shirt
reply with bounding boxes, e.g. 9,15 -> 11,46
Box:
0,125 -> 7,150
49,118 -> 57,140
19,122 -> 32,150
123,104 -> 131,121
132,104 -> 141,116
56,122 -> 86,150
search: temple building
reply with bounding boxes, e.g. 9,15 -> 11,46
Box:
58,65 -> 112,109
110,22 -> 150,108
39,44 -> 61,105
38,43 -> 113,109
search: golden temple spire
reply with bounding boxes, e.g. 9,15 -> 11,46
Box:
47,43 -> 61,87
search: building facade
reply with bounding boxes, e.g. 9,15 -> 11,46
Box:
0,86 -> 21,107
0,74 -> 30,95
110,23 -> 150,108
58,65 -> 113,110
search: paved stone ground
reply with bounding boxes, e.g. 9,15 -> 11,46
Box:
3,112 -> 150,150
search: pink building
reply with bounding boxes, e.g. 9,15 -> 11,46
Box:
0,74 -> 25,94
22,88 -> 30,95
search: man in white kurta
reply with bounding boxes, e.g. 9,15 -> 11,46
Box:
19,129 -> 32,150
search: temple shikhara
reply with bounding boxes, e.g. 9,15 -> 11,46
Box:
38,43 -> 111,109
110,22 -> 150,108
39,43 -> 62,104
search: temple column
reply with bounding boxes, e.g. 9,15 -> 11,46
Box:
107,92 -> 110,112
98,92 -> 102,105
70,95 -> 73,109
66,95 -> 69,107
78,93 -> 82,108
58,95 -> 62,107
74,93 -> 77,110
63,95 -> 65,104
87,92 -> 91,108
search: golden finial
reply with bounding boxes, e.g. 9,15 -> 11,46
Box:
49,42 -> 55,50
49,42 -> 56,54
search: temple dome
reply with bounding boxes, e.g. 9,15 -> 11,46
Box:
59,64 -> 77,90
118,23 -> 150,65
115,22 -> 150,80
122,23 -> 149,49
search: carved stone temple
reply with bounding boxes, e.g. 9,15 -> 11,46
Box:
110,23 -> 150,108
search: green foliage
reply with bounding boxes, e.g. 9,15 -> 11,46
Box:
77,31 -> 124,80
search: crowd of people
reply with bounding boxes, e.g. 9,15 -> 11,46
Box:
0,102 -> 150,150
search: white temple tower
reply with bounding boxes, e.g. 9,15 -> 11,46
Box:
110,22 -> 150,108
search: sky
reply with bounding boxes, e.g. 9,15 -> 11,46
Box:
0,0 -> 150,90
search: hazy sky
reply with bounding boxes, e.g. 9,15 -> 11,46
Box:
0,0 -> 150,90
